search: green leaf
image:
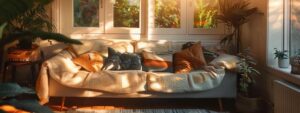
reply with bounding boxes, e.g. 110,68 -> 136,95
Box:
0,83 -> 35,98
0,23 -> 7,40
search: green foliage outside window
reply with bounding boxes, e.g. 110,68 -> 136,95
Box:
155,0 -> 181,28
194,0 -> 218,29
114,0 -> 140,28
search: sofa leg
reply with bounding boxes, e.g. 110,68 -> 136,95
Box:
218,98 -> 223,112
60,97 -> 66,111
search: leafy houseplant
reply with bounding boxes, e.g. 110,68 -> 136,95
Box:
217,0 -> 260,53
236,48 -> 262,113
0,0 -> 81,50
237,48 -> 261,97
0,83 -> 52,113
274,48 -> 289,68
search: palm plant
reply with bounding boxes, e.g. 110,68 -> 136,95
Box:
217,0 -> 260,53
237,48 -> 261,97
0,0 -> 81,49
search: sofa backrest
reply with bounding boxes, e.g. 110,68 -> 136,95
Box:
71,39 -> 134,57
69,39 -> 221,56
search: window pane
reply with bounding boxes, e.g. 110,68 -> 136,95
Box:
73,0 -> 99,27
113,0 -> 140,28
155,0 -> 181,28
290,0 -> 300,56
193,0 -> 218,28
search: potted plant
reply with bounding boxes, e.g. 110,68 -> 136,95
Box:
274,48 -> 289,68
235,48 -> 262,113
217,0 -> 260,53
0,0 -> 81,62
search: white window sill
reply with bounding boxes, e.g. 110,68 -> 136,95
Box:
267,65 -> 300,86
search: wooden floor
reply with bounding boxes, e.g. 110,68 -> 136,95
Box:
47,97 -> 236,112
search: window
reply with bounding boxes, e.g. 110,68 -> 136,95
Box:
193,0 -> 218,28
148,0 -> 187,34
268,0 -> 300,66
289,0 -> 300,56
60,0 -> 105,34
187,0 -> 224,34
73,0 -> 100,27
105,0 -> 142,33
56,0 -> 224,36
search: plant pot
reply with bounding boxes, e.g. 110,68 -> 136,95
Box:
278,58 -> 289,68
235,94 -> 262,113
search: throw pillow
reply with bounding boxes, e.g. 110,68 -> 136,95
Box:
181,42 -> 219,62
72,52 -> 104,72
102,47 -> 142,70
203,47 -> 219,62
174,42 -> 207,73
209,54 -> 240,71
141,51 -> 173,72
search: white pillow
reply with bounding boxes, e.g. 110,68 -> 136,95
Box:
209,54 -> 240,71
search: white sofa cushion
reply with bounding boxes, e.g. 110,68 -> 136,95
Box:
133,40 -> 172,54
71,39 -> 134,57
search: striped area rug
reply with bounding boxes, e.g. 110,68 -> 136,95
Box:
66,109 -> 228,113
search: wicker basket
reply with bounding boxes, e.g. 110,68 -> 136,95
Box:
290,55 -> 300,74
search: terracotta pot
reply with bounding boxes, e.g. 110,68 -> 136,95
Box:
235,94 -> 262,113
